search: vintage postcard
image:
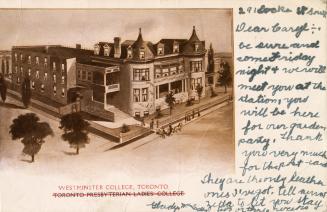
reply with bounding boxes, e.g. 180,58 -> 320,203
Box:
0,0 -> 326,211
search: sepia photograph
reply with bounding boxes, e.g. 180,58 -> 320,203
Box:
0,8 -> 234,211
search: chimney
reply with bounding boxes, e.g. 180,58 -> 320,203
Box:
114,37 -> 121,58
76,44 -> 81,49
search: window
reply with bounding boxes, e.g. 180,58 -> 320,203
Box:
142,88 -> 148,102
44,58 -> 48,68
41,83 -> 45,92
53,74 -> 56,83
139,51 -> 145,59
36,70 -> 39,79
190,61 -> 203,72
20,67 -> 23,76
61,63 -> 65,71
134,112 -> 140,118
53,85 -> 57,95
104,45 -> 110,56
155,69 -> 161,78
127,47 -> 132,58
144,111 -> 149,117
61,76 -> 65,84
133,89 -> 140,102
15,66 -> 18,74
82,70 -> 86,80
170,67 -> 177,75
87,71 -> 92,81
191,78 -> 196,90
52,62 -> 56,70
197,77 -> 202,86
162,68 -> 169,77
195,43 -> 199,52
20,54 -> 23,61
31,81 -> 35,89
78,69 -> 82,79
171,80 -> 182,94
158,47 -> 164,55
17,77 -> 20,84
94,44 -> 100,55
61,88 -> 65,97
44,72 -> 48,81
28,68 -> 31,76
173,44 -> 179,53
28,56 -> 31,64
93,72 -> 104,85
179,65 -> 184,73
14,53 -> 17,62
133,69 -> 149,81
36,57 -> 39,65
159,83 -> 169,98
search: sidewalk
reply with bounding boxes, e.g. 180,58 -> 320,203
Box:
144,90 -> 232,128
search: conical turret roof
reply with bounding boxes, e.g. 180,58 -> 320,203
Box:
188,26 -> 200,42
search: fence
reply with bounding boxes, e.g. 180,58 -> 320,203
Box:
158,94 -> 231,128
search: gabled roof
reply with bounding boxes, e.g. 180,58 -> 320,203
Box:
94,26 -> 206,60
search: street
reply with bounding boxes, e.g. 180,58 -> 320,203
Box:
0,97 -> 234,211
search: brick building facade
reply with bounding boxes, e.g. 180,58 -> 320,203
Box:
10,45 -> 92,106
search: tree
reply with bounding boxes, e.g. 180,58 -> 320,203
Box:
207,43 -> 215,73
59,112 -> 90,155
165,91 -> 176,115
196,83 -> 203,103
9,113 -> 53,162
0,74 -> 7,102
218,60 -> 232,93
21,77 -> 31,108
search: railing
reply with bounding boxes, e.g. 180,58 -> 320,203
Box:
158,94 -> 231,128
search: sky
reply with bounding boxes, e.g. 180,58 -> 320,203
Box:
0,9 -> 232,53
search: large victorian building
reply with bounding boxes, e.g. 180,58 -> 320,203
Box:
76,26 -> 206,119
10,26 -> 207,121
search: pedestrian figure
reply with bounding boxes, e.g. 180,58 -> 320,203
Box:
198,110 -> 200,117
168,124 -> 173,136
150,119 -> 154,130
156,119 -> 159,128
192,110 -> 195,119
141,118 -> 145,127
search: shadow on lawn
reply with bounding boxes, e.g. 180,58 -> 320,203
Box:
62,150 -> 77,156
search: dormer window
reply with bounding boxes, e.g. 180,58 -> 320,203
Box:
158,47 -> 164,55
195,43 -> 199,52
103,44 -> 110,56
173,43 -> 179,53
140,50 -> 145,59
127,46 -> 132,58
94,44 -> 100,55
